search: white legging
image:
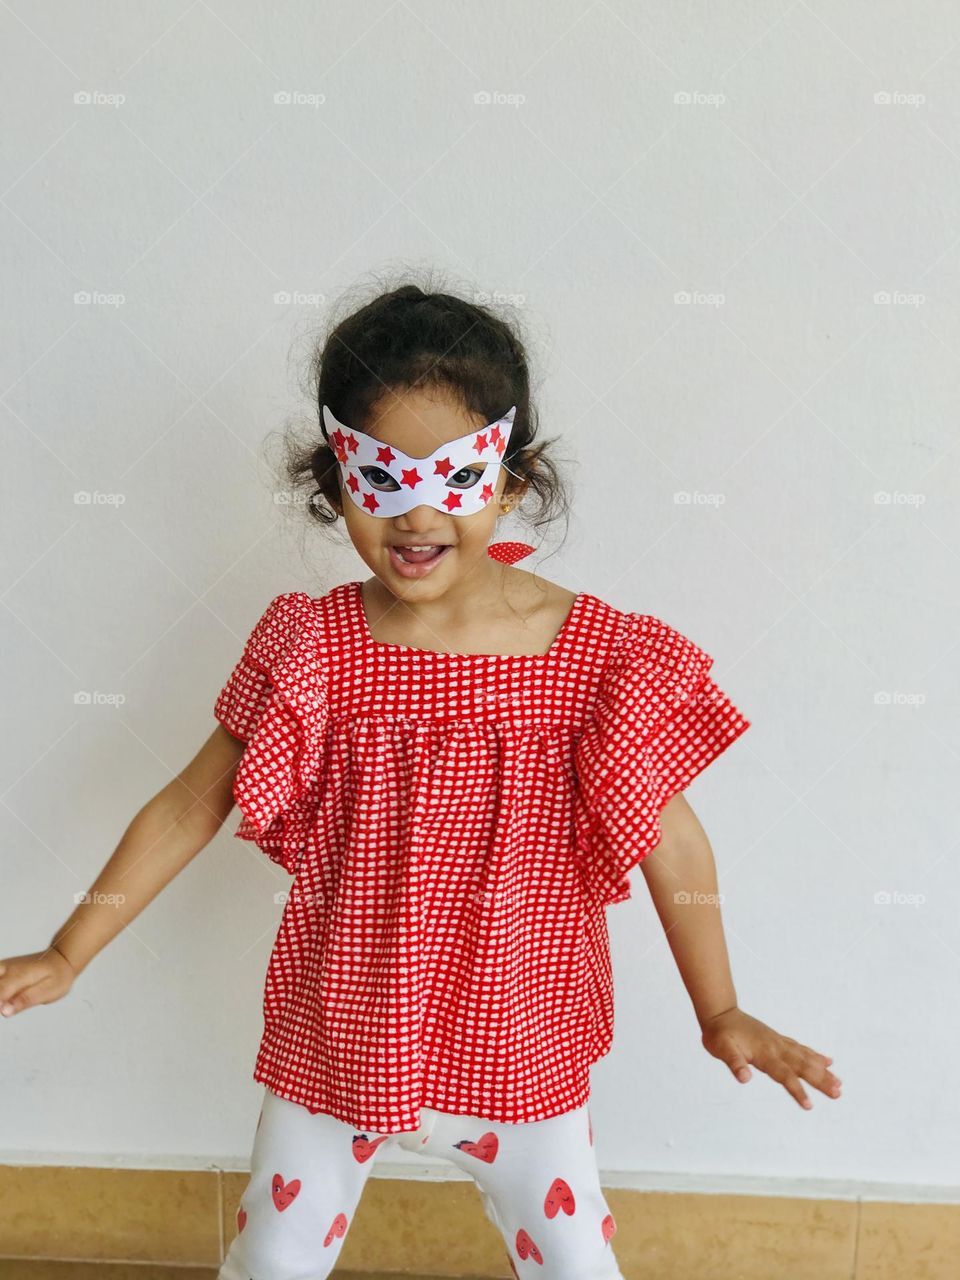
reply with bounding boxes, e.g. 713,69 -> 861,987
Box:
219,1087 -> 624,1279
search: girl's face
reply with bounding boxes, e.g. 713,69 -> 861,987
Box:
334,387 -> 516,595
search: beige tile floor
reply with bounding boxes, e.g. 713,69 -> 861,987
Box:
0,1267 -> 468,1280
0,1269 -> 453,1279
0,1269 -> 223,1279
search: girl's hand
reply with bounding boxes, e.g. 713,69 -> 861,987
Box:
700,1006 -> 842,1110
0,947 -> 76,1018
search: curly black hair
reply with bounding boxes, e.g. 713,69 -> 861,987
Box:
283,270 -> 570,548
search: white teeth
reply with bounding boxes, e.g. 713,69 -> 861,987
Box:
398,545 -> 440,551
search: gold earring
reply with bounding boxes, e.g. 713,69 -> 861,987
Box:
500,501 -> 512,514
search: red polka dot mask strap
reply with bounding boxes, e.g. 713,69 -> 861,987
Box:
322,403 -> 535,564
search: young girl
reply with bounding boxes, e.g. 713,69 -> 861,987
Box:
0,284 -> 841,1279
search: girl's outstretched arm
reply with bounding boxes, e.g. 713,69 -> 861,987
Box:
639,794 -> 843,1110
0,725 -> 246,1017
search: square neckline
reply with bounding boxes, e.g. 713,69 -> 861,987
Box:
350,579 -> 586,660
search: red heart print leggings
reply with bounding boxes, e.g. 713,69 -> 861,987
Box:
219,1086 -> 625,1279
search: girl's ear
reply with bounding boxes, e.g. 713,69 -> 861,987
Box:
506,475 -> 531,502
502,449 -> 532,499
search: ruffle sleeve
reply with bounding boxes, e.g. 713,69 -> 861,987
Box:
213,591 -> 329,874
572,612 -> 751,908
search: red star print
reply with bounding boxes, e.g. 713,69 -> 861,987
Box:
376,445 -> 396,466
495,437 -> 506,456
490,425 -> 502,448
401,468 -> 423,488
345,432 -> 359,454
481,483 -> 494,503
434,457 -> 455,478
443,492 -> 463,511
473,433 -> 488,453
362,492 -> 380,513
331,429 -> 344,450
347,473 -> 360,494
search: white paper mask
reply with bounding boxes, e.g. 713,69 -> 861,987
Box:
323,404 -> 517,517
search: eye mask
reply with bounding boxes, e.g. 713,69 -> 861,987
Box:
322,404 -> 517,518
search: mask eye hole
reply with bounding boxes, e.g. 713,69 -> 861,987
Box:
359,465 -> 399,493
449,466 -> 485,490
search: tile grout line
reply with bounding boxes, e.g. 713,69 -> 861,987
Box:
851,1194 -> 861,1280
215,1164 -> 225,1266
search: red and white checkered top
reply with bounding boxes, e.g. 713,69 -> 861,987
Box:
213,580 -> 750,1133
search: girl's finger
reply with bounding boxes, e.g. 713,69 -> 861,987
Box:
782,1042 -> 839,1093
785,1075 -> 813,1109
0,983 -> 27,1014
726,1051 -> 750,1075
804,1060 -> 842,1097
794,1040 -> 824,1062
756,1054 -> 812,1110
1,979 -> 47,1016
716,1037 -> 753,1082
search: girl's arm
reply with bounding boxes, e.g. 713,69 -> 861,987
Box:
639,793 -> 738,1025
0,725 -> 246,1016
640,793 -> 843,1110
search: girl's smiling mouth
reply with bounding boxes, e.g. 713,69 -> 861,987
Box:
387,544 -> 453,577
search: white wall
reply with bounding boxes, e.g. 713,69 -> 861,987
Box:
2,1 -> 957,1199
